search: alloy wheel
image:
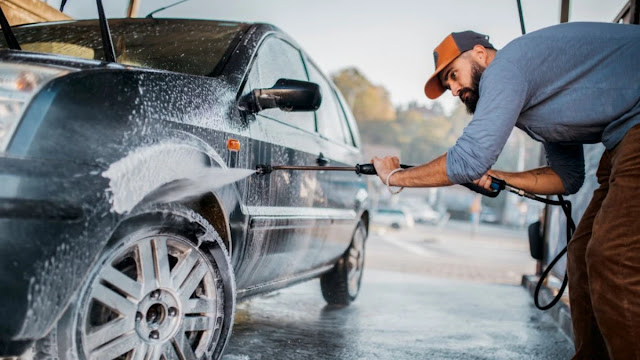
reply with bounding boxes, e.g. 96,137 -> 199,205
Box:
78,234 -> 224,360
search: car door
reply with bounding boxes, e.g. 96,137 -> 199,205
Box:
305,60 -> 367,264
236,36 -> 331,289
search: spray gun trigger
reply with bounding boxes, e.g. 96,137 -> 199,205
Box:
489,176 -> 507,191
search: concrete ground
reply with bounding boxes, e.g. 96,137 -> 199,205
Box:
222,221 -> 574,360
366,220 -> 537,285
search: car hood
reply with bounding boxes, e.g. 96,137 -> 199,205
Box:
0,49 -> 130,71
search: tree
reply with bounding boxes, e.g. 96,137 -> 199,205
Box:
331,67 -> 395,123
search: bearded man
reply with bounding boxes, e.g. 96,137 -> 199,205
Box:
371,23 -> 640,359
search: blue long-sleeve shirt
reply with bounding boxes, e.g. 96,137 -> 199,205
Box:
446,22 -> 640,194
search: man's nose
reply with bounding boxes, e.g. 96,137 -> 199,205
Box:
451,84 -> 461,97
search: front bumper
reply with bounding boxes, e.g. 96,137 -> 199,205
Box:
0,155 -> 116,353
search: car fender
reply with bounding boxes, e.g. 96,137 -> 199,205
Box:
101,139 -> 238,214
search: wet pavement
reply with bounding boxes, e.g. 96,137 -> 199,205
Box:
222,222 -> 574,360
366,220 -> 537,284
222,271 -> 573,360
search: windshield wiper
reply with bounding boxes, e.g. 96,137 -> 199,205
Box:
0,4 -> 21,50
1,0 -> 112,58
59,0 -> 115,62
96,0 -> 116,62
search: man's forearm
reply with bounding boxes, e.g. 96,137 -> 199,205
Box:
490,166 -> 566,195
387,154 -> 453,187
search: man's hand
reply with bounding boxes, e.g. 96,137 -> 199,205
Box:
473,170 -> 501,190
371,156 -> 401,185
368,153 -> 452,188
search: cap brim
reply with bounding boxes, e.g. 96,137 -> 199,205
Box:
424,58 -> 454,100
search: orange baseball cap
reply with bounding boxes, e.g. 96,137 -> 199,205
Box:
424,31 -> 494,99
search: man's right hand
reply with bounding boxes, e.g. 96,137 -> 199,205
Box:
371,156 -> 401,185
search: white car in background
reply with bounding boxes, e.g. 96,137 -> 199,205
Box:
404,203 -> 441,224
372,208 -> 415,229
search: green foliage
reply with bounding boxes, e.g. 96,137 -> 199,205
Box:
331,67 -> 396,122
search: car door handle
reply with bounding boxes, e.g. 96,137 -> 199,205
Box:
316,153 -> 329,166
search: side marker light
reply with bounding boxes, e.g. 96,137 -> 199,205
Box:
227,138 -> 241,152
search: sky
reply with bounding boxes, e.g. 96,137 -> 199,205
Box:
46,0 -> 628,112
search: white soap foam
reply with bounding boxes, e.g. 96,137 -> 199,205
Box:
103,142 -> 255,214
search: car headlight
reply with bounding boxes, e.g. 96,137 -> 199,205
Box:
0,63 -> 72,151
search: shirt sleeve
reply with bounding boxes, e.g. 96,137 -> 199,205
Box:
446,59 -> 529,184
543,143 -> 585,195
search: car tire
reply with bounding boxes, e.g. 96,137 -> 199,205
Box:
33,205 -> 235,360
320,220 -> 367,305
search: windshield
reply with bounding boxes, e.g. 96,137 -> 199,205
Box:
0,19 -> 249,77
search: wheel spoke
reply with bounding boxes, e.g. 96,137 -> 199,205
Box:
87,317 -> 135,351
89,332 -> 139,360
131,343 -> 149,360
161,342 -> 181,360
153,237 -> 172,288
178,262 -> 208,300
183,316 -> 214,332
91,283 -> 136,316
184,298 -> 216,315
171,249 -> 199,289
348,269 -> 356,282
138,240 -> 157,292
146,345 -> 162,360
99,265 -> 143,301
347,256 -> 357,271
146,342 -> 178,360
172,328 -> 198,360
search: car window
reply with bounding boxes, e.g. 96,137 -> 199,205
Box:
336,99 -> 356,147
333,89 -> 359,147
306,62 -> 350,144
377,209 -> 403,215
244,37 -> 315,133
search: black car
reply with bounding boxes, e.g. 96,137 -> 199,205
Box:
0,17 -> 369,360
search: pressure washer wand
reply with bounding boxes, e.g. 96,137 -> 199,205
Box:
255,163 -> 505,198
255,163 -> 410,175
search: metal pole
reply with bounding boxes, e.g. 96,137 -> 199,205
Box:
560,0 -> 570,23
127,0 -> 140,18
0,3 -> 20,50
516,0 -> 526,35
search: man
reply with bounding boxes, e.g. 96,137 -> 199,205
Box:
371,23 -> 640,359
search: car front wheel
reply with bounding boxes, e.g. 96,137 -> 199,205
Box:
35,207 -> 235,360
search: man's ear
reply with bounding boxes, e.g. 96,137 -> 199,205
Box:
472,45 -> 489,66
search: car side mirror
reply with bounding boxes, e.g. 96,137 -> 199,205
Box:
239,78 -> 322,114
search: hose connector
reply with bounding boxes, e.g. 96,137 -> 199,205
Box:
255,164 -> 273,175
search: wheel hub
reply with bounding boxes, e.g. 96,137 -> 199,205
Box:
135,289 -> 181,343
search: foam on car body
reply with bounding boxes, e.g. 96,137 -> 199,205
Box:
103,142 -> 254,214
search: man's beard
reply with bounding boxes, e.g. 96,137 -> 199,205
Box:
459,63 -> 484,114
